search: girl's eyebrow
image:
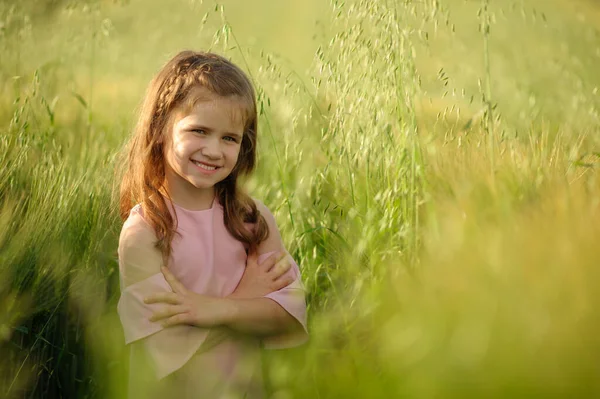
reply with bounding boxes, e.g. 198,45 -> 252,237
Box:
187,123 -> 243,139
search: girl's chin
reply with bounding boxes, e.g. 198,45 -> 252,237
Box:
178,172 -> 233,190
187,176 -> 229,189
188,180 -> 218,190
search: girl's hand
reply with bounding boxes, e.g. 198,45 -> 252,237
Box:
228,251 -> 294,299
144,266 -> 232,328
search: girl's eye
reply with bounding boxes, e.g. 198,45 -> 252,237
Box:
223,136 -> 237,143
192,129 -> 206,135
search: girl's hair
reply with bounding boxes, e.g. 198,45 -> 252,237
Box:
119,50 -> 268,260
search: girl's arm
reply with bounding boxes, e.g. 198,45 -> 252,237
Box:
148,259 -> 302,336
220,296 -> 303,336
146,200 -> 308,343
223,199 -> 306,337
152,255 -> 306,337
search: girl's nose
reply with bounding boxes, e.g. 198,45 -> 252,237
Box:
201,138 -> 222,159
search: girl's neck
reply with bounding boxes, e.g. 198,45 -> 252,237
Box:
162,173 -> 215,211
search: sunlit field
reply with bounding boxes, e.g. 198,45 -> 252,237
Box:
1,0 -> 599,397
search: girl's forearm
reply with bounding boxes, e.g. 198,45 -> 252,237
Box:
220,297 -> 300,336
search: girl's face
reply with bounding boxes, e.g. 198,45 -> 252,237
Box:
163,87 -> 245,200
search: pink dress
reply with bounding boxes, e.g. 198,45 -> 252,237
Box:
117,197 -> 308,398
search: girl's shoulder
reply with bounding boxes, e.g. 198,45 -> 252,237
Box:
252,197 -> 280,232
252,198 -> 275,220
119,204 -> 157,253
118,205 -> 163,286
252,198 -> 285,254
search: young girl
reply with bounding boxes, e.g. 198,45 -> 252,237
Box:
117,51 -> 308,398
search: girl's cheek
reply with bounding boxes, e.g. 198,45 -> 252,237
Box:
228,145 -> 241,159
229,153 -> 240,167
171,135 -> 186,149
168,144 -> 190,167
174,137 -> 195,155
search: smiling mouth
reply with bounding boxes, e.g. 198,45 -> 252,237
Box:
191,160 -> 220,171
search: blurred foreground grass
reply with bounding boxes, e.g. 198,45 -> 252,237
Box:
1,0 -> 599,397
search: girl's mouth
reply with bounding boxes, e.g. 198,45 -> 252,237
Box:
191,160 -> 220,174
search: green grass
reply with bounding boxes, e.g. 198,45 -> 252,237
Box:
1,0 -> 599,397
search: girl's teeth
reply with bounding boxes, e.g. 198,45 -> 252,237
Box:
193,161 -> 217,170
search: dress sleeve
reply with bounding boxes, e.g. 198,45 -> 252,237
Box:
258,251 -> 309,349
117,210 -> 212,379
253,199 -> 309,349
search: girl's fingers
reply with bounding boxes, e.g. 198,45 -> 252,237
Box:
149,305 -> 189,322
161,266 -> 188,294
262,251 -> 288,272
144,292 -> 182,305
258,251 -> 280,272
273,275 -> 295,291
268,254 -> 292,279
161,312 -> 192,328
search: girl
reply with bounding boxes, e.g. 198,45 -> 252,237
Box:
117,51 -> 308,398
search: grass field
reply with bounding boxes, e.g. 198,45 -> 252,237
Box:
1,0 -> 599,397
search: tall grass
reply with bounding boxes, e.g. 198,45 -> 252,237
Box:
1,0 -> 599,397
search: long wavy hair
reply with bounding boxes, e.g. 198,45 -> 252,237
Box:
119,50 -> 268,260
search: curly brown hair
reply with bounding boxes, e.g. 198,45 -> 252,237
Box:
119,50 -> 268,260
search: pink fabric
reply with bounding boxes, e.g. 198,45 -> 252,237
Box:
260,252 -> 308,349
117,198 -> 308,388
